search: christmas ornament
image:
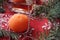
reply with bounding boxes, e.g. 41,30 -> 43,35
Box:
8,14 -> 28,33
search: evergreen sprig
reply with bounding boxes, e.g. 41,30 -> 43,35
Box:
49,2 -> 60,19
0,29 -> 18,40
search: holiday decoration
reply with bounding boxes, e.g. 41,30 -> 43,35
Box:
8,14 -> 28,33
0,0 -> 60,40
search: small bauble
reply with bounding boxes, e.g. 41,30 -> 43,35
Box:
8,14 -> 28,33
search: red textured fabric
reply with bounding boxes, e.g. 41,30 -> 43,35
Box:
30,18 -> 52,38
